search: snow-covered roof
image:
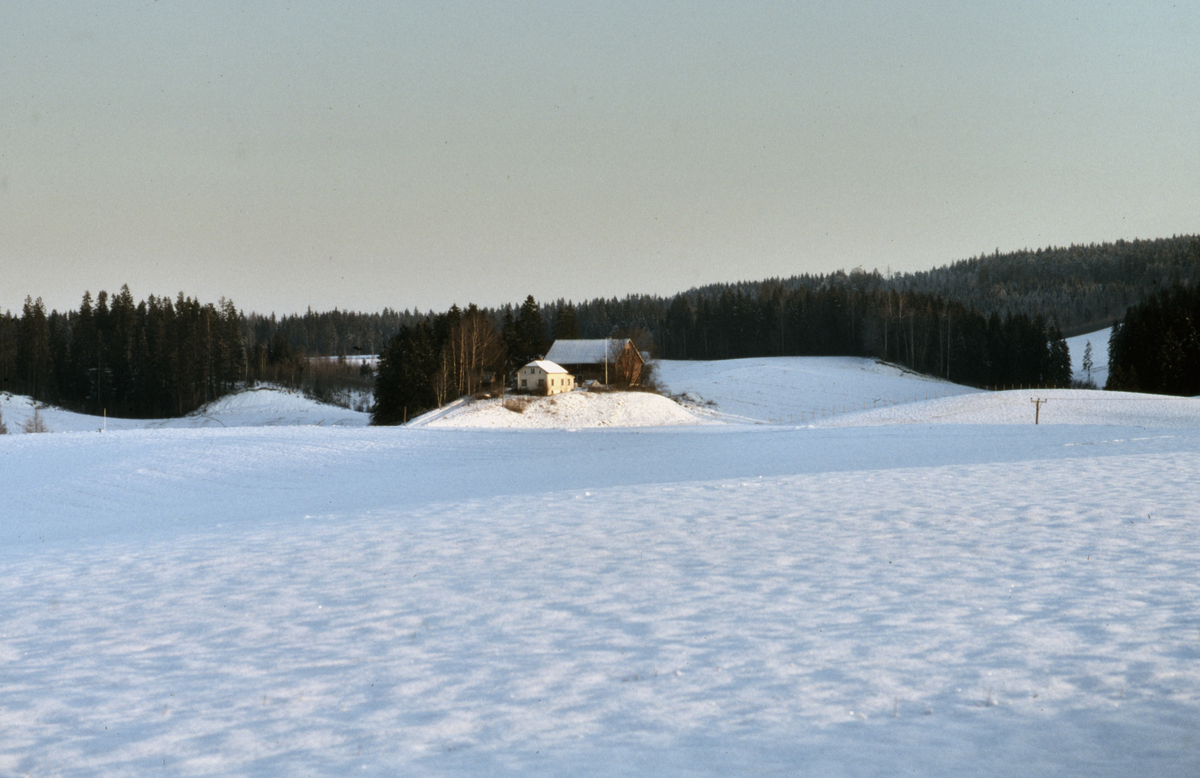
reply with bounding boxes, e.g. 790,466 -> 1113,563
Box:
545,339 -> 635,365
524,360 -> 571,374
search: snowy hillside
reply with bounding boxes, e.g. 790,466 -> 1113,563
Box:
815,388 -> 1200,427
3,357 -> 1199,776
655,356 -> 978,423
1067,327 -> 1111,388
0,386 -> 369,433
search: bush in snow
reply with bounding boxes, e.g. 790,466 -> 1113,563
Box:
21,407 -> 49,434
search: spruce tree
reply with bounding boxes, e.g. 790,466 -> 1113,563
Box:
1046,326 -> 1071,387
372,322 -> 440,424
512,295 -> 547,367
16,297 -> 51,401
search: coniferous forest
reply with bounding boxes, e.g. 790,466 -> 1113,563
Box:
1106,282 -> 1200,396
2,235 -> 1197,420
0,287 -> 246,418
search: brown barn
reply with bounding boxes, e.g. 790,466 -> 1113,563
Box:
544,339 -> 645,385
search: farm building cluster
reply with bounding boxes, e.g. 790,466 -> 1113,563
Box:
515,339 -> 645,395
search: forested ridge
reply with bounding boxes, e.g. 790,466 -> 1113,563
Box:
682,234 -> 1200,338
3,235 -> 1195,419
250,234 -> 1198,358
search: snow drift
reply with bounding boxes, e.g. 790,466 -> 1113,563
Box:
422,390 -> 709,428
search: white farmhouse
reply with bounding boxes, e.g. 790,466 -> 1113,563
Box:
516,360 -> 575,395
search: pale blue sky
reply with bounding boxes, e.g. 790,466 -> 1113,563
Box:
2,2 -> 1197,314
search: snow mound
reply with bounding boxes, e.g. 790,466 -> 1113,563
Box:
815,388 -> 1200,427
163,386 -> 370,428
0,387 -> 369,433
425,390 -> 710,428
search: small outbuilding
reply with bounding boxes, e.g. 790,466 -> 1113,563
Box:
516,360 -> 575,395
544,338 -> 645,385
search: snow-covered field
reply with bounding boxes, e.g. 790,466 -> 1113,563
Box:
814,388 -> 1200,428
3,357 -> 1199,776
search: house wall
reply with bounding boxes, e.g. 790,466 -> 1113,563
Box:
516,365 -> 542,393
546,374 -> 574,395
517,365 -> 575,395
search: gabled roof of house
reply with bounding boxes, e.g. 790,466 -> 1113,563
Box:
524,359 -> 571,374
545,339 -> 642,366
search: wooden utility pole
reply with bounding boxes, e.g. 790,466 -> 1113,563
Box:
1031,397 -> 1047,424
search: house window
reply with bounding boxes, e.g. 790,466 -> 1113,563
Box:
520,379 -> 527,387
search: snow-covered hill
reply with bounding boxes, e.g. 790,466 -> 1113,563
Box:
656,356 -> 978,423
0,386 -> 369,433
3,358 -> 1199,777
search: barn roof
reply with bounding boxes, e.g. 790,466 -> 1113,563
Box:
545,339 -> 639,365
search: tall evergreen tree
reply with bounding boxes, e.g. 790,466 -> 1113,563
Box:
372,322 -> 440,425
16,297 -> 51,401
0,310 -> 18,393
510,295 -> 548,367
1046,325 -> 1072,386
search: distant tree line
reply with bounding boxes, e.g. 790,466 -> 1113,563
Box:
0,287 -> 404,418
8,233 -> 1193,420
1106,282 -> 1200,396
245,306 -> 420,361
2,286 -> 1073,422
184,235 -> 1200,364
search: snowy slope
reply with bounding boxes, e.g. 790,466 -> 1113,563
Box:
655,356 -> 978,423
1067,327 -> 1112,388
3,358 -> 1199,777
0,386 -> 369,433
816,388 -> 1200,427
157,386 -> 370,428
